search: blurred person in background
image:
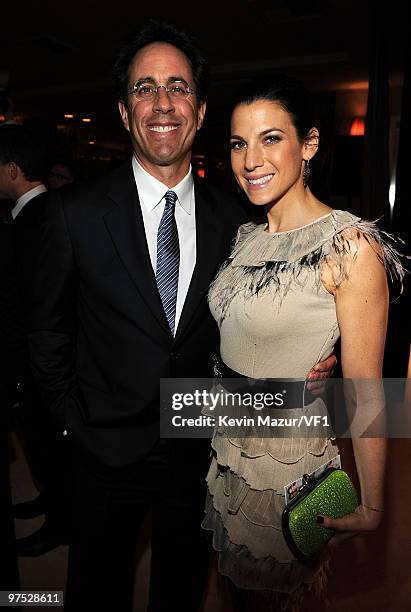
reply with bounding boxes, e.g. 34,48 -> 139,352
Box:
0,124 -> 70,557
47,160 -> 78,190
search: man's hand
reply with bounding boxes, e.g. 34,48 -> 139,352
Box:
306,353 -> 337,395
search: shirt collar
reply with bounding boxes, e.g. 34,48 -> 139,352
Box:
132,157 -> 193,215
12,184 -> 47,220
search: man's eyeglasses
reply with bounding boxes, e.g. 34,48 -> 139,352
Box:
126,81 -> 196,101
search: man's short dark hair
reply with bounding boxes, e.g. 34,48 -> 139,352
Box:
0,125 -> 46,181
114,20 -> 208,105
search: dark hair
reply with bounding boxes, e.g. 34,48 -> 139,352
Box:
231,74 -> 314,142
0,124 -> 46,181
114,20 -> 209,105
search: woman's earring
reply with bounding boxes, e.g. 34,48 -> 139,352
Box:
303,158 -> 310,188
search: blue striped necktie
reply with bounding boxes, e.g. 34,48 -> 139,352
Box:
156,190 -> 180,334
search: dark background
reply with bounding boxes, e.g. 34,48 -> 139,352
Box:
1,4 -> 411,608
0,1 -> 408,199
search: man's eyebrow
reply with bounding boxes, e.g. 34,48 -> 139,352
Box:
167,76 -> 189,85
134,76 -> 189,85
134,77 -> 156,85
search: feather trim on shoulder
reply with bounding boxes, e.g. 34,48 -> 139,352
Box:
209,211 -> 405,324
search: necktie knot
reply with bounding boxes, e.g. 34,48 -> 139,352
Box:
164,190 -> 177,209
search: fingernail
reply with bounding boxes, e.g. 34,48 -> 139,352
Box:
316,515 -> 324,524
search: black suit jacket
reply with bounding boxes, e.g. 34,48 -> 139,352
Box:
0,224 -> 22,424
13,192 -> 48,322
0,193 -> 47,401
29,161 -> 247,467
13,192 -> 48,260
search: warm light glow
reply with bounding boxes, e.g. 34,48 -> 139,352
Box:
0,114 -> 5,122
88,140 -> 95,145
336,81 -> 368,91
82,117 -> 92,123
197,168 -> 205,179
64,113 -> 74,119
350,117 -> 365,136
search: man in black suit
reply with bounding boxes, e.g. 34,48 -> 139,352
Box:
29,21 -> 335,612
29,23 -> 242,612
0,125 -> 68,556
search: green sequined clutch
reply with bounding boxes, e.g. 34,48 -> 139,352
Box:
282,468 -> 358,561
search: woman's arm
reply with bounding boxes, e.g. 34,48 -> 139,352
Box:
320,232 -> 388,542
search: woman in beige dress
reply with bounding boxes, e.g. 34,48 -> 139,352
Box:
202,75 -> 403,611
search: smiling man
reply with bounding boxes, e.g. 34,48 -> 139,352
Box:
28,21 -> 246,612
118,42 -> 206,183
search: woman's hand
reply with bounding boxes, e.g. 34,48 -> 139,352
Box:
317,504 -> 384,548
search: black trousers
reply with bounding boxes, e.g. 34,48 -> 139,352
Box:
64,439 -> 211,612
14,380 -> 71,535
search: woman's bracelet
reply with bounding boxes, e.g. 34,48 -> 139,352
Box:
361,503 -> 384,513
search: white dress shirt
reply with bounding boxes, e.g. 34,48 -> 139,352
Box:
12,184 -> 47,219
132,157 -> 196,334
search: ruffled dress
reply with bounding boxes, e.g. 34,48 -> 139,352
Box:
202,210 -> 403,600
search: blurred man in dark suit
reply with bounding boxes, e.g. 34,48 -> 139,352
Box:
0,125 -> 68,556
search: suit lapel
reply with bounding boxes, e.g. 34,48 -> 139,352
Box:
174,177 -> 225,343
103,161 -> 170,334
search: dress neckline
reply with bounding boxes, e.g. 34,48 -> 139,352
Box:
263,211 -> 333,236
230,210 -> 361,266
